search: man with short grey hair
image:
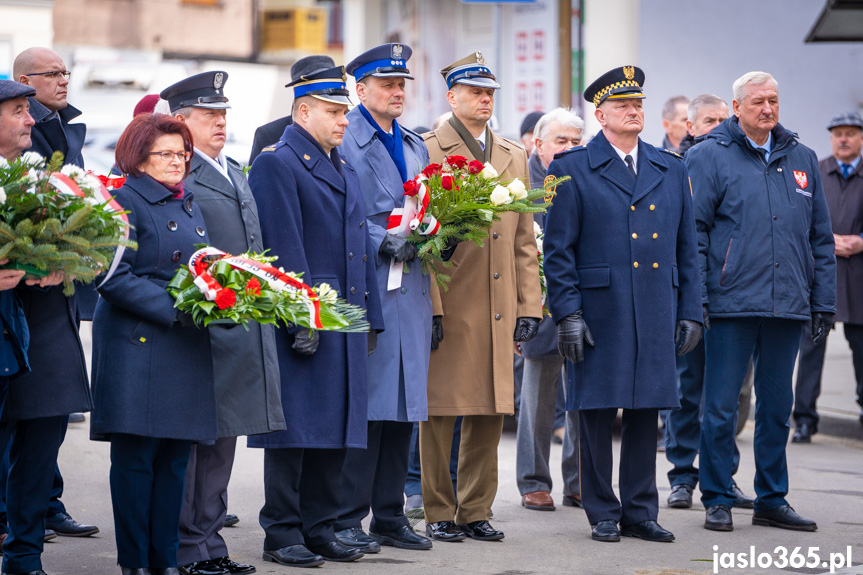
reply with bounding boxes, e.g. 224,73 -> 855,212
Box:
516,107 -> 583,512
660,95 -> 689,153
678,94 -> 728,155
687,71 -> 835,532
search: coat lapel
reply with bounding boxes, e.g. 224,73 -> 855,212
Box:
589,132 -> 634,195
631,141 -> 667,204
285,127 -> 346,194
348,109 -> 403,202
489,131 -> 514,177
190,155 -> 237,200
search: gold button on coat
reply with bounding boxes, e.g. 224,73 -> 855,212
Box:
632,233 -> 637,239
631,206 -> 635,211
633,262 -> 639,268
653,233 -> 658,239
653,263 -> 659,268
650,204 -> 655,211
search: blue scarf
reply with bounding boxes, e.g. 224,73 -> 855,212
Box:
358,104 -> 407,182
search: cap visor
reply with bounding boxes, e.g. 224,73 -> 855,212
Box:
192,102 -> 232,110
312,94 -> 353,106
454,78 -> 501,90
370,72 -> 415,80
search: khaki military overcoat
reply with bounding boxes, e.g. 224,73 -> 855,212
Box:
424,121 -> 542,416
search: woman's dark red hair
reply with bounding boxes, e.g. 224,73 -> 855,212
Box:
115,113 -> 194,178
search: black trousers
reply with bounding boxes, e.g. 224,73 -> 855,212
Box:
335,420 -> 412,534
0,415 -> 66,574
794,323 -> 863,430
260,447 -> 346,550
579,408 -> 659,527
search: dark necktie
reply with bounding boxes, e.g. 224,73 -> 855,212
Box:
625,155 -> 637,180
842,163 -> 853,179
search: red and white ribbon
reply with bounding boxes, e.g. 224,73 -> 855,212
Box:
48,172 -> 131,288
187,247 -> 323,329
384,179 -> 440,290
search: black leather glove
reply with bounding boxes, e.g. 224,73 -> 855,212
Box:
368,330 -> 378,355
702,303 -> 711,331
292,328 -> 319,356
440,236 -> 459,262
557,311 -> 594,363
675,319 -> 703,356
380,234 -> 418,263
811,312 -> 834,346
176,310 -> 196,328
430,315 -> 444,350
513,317 -> 541,342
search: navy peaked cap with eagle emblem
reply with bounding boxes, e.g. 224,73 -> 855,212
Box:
160,71 -> 231,113
584,66 -> 645,107
347,43 -> 414,81
286,55 -> 351,106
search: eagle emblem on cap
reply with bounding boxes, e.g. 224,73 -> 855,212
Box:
476,51 -> 486,65
213,72 -> 224,90
623,66 -> 635,80
392,44 -> 404,58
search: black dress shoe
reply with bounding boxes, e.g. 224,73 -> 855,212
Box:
667,484 -> 693,509
262,545 -> 324,568
370,525 -> 433,550
425,521 -> 466,542
730,481 -> 755,509
704,505 -> 733,531
620,520 -> 675,542
457,520 -> 504,541
121,569 -> 150,575
591,520 -> 620,542
306,540 -> 364,562
43,529 -> 57,542
179,560 -> 226,575
792,423 -> 814,444
151,570 -> 180,575
334,527 -> 380,553
68,412 -> 86,423
211,557 -> 255,575
1,571 -> 47,575
752,505 -> 817,531
45,512 -> 100,537
562,494 -> 583,508
224,514 -> 239,528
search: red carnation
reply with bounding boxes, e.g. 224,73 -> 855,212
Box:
447,155 -> 468,169
214,288 -> 237,309
422,163 -> 442,178
468,160 -> 484,175
403,179 -> 419,197
245,277 -> 262,295
441,175 -> 454,190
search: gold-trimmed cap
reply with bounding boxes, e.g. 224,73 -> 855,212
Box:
584,66 -> 645,107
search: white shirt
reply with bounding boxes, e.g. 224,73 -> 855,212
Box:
475,128 -> 487,151
609,142 -> 638,174
195,148 -> 233,186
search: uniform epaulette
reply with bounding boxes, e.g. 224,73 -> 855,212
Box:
660,148 -> 683,159
261,140 -> 286,153
553,144 -> 587,160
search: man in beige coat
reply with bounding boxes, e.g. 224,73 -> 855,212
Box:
420,52 -> 542,543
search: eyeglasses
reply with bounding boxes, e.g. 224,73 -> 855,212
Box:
149,151 -> 191,162
25,70 -> 71,81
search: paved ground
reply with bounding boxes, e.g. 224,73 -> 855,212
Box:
31,325 -> 863,575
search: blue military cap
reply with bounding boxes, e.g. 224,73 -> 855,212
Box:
0,80 -> 35,105
286,55 -> 351,106
584,66 -> 646,107
160,71 -> 231,114
826,111 -> 863,131
346,43 -> 414,81
440,52 -> 500,90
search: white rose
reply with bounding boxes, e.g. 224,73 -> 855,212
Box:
480,163 -> 498,179
83,172 -> 103,193
0,157 -> 8,169
533,221 -> 542,235
0,186 -> 5,204
507,178 -> 528,200
489,184 -> 512,206
27,171 -> 40,184
20,151 -> 45,166
60,164 -> 85,179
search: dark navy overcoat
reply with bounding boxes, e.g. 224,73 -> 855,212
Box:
90,175 -> 217,442
340,107 -> 431,423
544,131 -> 702,411
247,125 -> 384,449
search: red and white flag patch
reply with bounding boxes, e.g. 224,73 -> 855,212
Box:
793,170 -> 808,189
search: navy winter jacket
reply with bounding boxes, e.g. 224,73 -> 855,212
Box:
686,117 -> 836,320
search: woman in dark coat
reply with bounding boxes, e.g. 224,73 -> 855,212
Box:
90,114 -> 217,575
